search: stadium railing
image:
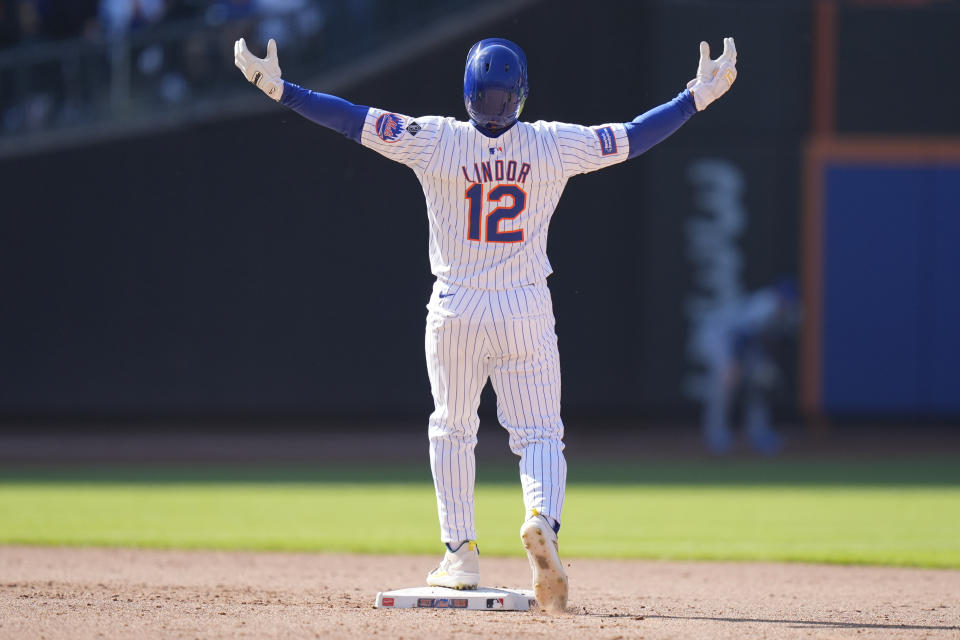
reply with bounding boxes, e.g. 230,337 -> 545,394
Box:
0,0 -> 506,157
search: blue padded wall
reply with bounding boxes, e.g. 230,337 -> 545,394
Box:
822,164 -> 960,414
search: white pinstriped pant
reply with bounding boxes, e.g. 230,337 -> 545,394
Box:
425,280 -> 566,544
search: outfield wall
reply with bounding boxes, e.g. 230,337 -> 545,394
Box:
802,139 -> 960,416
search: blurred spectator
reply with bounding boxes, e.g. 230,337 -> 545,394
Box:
164,0 -> 203,22
255,0 -> 323,47
0,0 -> 99,47
204,0 -> 254,25
0,1 -> 22,48
13,0 -> 41,45
40,0 -> 99,40
99,0 -> 166,39
694,279 -> 800,456
0,0 -> 366,136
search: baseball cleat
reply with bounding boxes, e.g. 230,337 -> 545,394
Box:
426,540 -> 480,590
521,514 -> 568,614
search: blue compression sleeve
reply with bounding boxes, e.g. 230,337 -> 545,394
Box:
625,89 -> 697,159
280,81 -> 369,143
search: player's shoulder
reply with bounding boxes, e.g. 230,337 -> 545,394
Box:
403,114 -> 455,128
363,110 -> 454,145
522,119 -> 559,133
527,119 -> 626,155
509,120 -> 561,144
521,120 -> 588,137
406,115 -> 456,138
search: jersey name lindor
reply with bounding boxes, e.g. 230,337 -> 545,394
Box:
461,159 -> 532,184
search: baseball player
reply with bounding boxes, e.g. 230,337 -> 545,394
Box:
234,35 -> 737,613
695,279 -> 799,455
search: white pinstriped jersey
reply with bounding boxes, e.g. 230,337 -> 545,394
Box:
360,108 -> 630,290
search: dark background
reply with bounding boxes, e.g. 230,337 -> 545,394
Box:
0,0 -> 957,429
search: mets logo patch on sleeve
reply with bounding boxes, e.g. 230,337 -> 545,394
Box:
594,126 -> 618,156
375,113 -> 406,142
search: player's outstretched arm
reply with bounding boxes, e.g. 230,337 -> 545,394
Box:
234,38 -> 368,143
623,37 -> 737,159
624,91 -> 697,159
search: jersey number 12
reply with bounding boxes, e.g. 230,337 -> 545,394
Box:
465,183 -> 526,243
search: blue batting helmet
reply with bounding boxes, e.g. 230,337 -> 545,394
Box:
463,38 -> 529,132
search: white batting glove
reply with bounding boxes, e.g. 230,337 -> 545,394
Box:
686,37 -> 737,111
234,37 -> 284,101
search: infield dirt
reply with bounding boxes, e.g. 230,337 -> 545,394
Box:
1,546 -> 957,640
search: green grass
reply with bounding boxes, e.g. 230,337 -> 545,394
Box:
0,460 -> 958,568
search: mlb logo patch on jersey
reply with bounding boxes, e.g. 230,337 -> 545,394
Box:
594,126 -> 617,156
376,113 -> 406,142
